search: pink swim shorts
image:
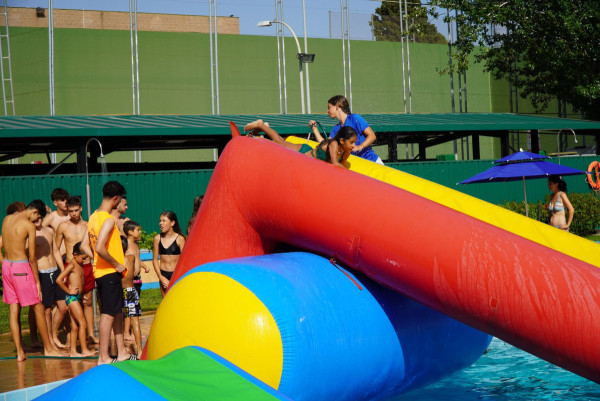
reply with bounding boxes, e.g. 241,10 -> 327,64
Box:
2,260 -> 41,307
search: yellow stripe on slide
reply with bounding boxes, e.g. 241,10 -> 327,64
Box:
146,272 -> 284,388
287,136 -> 600,267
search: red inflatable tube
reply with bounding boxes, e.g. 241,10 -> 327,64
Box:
172,136 -> 600,383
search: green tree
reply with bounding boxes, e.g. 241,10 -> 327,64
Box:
429,1 -> 600,120
370,1 -> 447,44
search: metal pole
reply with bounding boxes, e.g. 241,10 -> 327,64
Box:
302,0 -> 311,113
275,20 -> 284,113
0,3 -> 7,115
403,0 -> 411,113
345,0 -> 353,109
134,0 -> 140,114
208,1 -> 220,114
340,0 -> 347,98
129,0 -> 136,115
85,137 -> 103,336
48,0 -> 54,115
399,0 -> 406,113
276,0 -> 288,114
213,1 -> 220,114
447,10 -> 457,158
209,1 -> 215,114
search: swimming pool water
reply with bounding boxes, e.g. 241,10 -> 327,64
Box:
391,337 -> 600,400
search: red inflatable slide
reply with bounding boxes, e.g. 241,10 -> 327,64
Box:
172,136 -> 600,383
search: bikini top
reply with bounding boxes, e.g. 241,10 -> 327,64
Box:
159,235 -> 181,255
313,144 -> 343,162
549,193 -> 565,212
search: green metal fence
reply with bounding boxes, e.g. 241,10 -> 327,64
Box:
1,156 -> 597,234
0,170 -> 213,234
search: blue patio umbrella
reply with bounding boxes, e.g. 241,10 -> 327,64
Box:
459,151 -> 585,216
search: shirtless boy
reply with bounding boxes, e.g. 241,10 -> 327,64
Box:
122,221 -> 147,352
1,200 -> 62,361
56,196 -> 97,344
0,202 -> 41,348
43,188 -> 71,234
0,202 -> 26,263
33,215 -> 69,350
56,242 -> 96,357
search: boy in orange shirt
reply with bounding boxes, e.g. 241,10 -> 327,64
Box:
83,181 -> 135,364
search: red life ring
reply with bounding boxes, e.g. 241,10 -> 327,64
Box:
586,161 -> 600,191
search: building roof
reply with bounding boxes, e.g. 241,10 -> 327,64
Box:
1,112 -> 599,138
1,112 -> 598,158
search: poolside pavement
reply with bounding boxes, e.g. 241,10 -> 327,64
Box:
0,312 -> 155,394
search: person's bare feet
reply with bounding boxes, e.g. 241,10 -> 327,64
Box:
53,338 -> 68,349
70,351 -> 83,358
16,351 -> 27,362
43,346 -> 66,358
97,356 -> 115,365
244,119 -> 263,132
80,350 -> 97,358
86,335 -> 99,345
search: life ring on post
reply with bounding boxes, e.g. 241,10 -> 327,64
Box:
586,161 -> 600,193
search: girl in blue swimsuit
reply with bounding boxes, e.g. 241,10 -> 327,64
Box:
309,95 -> 383,164
546,175 -> 574,231
152,211 -> 186,296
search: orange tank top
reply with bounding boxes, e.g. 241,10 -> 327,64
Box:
88,210 -> 124,279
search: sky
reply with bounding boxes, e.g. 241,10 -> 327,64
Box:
8,0 -> 449,41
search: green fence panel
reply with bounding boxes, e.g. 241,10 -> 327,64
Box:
2,156 -> 597,236
0,170 -> 213,233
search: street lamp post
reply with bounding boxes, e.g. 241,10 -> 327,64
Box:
258,20 -> 314,114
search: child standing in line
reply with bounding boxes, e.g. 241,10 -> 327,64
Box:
122,221 -> 144,355
56,242 -> 96,357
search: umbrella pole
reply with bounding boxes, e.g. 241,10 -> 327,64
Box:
523,177 -> 529,217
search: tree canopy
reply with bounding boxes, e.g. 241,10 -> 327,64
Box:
428,0 -> 600,120
370,1 -> 446,44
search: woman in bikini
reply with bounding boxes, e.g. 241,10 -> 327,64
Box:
546,175 -> 574,231
243,120 -> 357,169
152,211 -> 186,296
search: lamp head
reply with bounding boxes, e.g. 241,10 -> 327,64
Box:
257,20 -> 273,27
298,53 -> 315,63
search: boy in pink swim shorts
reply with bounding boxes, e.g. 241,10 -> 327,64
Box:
2,260 -> 42,307
1,200 -> 63,361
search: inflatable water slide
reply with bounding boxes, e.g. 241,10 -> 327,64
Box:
41,135 -> 600,400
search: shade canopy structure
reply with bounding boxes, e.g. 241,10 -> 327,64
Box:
459,151 -> 586,216
1,112 -> 600,176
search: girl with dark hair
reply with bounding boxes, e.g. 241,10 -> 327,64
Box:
546,175 -> 574,231
152,211 -> 186,296
308,95 -> 383,164
243,120 -> 357,168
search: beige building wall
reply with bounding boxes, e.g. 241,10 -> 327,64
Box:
1,7 -> 239,34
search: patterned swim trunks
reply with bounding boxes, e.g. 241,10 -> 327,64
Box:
65,293 -> 82,306
123,286 -> 141,317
